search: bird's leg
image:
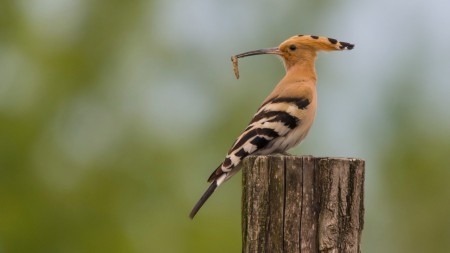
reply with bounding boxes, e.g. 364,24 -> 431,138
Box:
273,151 -> 293,156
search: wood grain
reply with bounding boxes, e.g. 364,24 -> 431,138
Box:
242,155 -> 365,253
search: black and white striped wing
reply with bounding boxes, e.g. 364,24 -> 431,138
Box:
208,96 -> 310,182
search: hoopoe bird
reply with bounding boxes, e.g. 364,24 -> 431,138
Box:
189,35 -> 354,219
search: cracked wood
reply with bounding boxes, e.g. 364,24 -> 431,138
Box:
242,155 -> 365,253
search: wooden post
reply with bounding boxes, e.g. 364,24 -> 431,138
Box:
242,155 -> 365,253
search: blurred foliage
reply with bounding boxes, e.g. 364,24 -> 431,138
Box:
1,0 -> 450,253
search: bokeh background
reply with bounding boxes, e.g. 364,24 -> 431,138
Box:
1,0 -> 450,252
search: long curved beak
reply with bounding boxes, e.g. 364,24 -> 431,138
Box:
231,47 -> 281,79
235,47 -> 281,58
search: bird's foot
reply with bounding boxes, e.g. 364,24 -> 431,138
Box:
273,151 -> 293,156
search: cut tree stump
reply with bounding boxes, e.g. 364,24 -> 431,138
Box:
241,155 -> 365,253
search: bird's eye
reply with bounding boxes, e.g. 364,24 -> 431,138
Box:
289,45 -> 297,51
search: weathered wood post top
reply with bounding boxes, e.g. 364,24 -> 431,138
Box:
242,155 -> 365,253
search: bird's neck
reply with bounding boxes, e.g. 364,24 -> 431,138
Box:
284,53 -> 317,83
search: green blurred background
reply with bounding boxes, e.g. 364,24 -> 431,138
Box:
1,0 -> 450,252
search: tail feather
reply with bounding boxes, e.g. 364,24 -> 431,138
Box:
189,181 -> 218,219
207,164 -> 223,183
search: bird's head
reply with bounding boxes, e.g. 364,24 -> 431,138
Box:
234,35 -> 354,71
